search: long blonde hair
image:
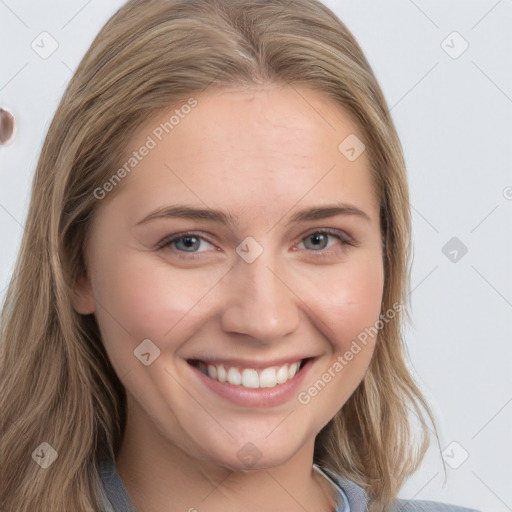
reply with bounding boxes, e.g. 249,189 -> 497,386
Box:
0,1 -> 439,510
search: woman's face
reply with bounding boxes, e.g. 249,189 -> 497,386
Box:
74,85 -> 384,470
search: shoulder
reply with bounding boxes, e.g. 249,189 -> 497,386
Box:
98,455 -> 138,512
314,465 -> 481,512
390,499 -> 481,512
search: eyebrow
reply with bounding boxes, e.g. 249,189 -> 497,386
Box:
135,202 -> 372,227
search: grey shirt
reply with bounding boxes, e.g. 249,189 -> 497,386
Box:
98,456 -> 480,512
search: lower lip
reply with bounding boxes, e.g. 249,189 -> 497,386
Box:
188,359 -> 315,408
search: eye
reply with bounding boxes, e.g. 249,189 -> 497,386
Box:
156,228 -> 356,259
297,229 -> 355,253
156,232 -> 216,254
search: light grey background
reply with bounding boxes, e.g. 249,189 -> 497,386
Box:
1,1 -> 511,510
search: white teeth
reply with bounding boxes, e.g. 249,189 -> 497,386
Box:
288,362 -> 300,379
207,364 -> 217,379
197,360 -> 304,389
227,367 -> 242,385
217,364 -> 227,382
259,367 -> 277,388
241,369 -> 259,388
276,365 -> 289,384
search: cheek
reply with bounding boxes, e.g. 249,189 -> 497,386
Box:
90,253 -> 223,362
296,257 -> 384,416
302,253 -> 384,350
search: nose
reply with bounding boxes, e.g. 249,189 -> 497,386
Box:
220,251 -> 301,344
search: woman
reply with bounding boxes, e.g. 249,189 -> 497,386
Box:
0,0 -> 480,511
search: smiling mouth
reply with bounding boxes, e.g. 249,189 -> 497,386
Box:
187,359 -> 310,389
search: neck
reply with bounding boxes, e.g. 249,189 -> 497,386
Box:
115,397 -> 337,512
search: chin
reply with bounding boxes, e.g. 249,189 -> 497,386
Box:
195,433 -> 309,473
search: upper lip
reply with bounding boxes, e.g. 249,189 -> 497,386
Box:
187,356 -> 314,369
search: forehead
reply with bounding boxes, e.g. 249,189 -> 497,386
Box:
101,84 -> 378,225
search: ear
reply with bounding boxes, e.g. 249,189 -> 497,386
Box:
72,273 -> 96,315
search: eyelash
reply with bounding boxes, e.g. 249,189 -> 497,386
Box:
156,229 -> 357,259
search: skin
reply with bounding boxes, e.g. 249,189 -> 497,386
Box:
73,84 -> 385,512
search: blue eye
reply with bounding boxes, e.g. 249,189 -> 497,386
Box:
157,229 -> 354,257
302,232 -> 336,251
157,232 -> 213,253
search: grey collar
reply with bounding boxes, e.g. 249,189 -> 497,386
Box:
99,456 -> 369,512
